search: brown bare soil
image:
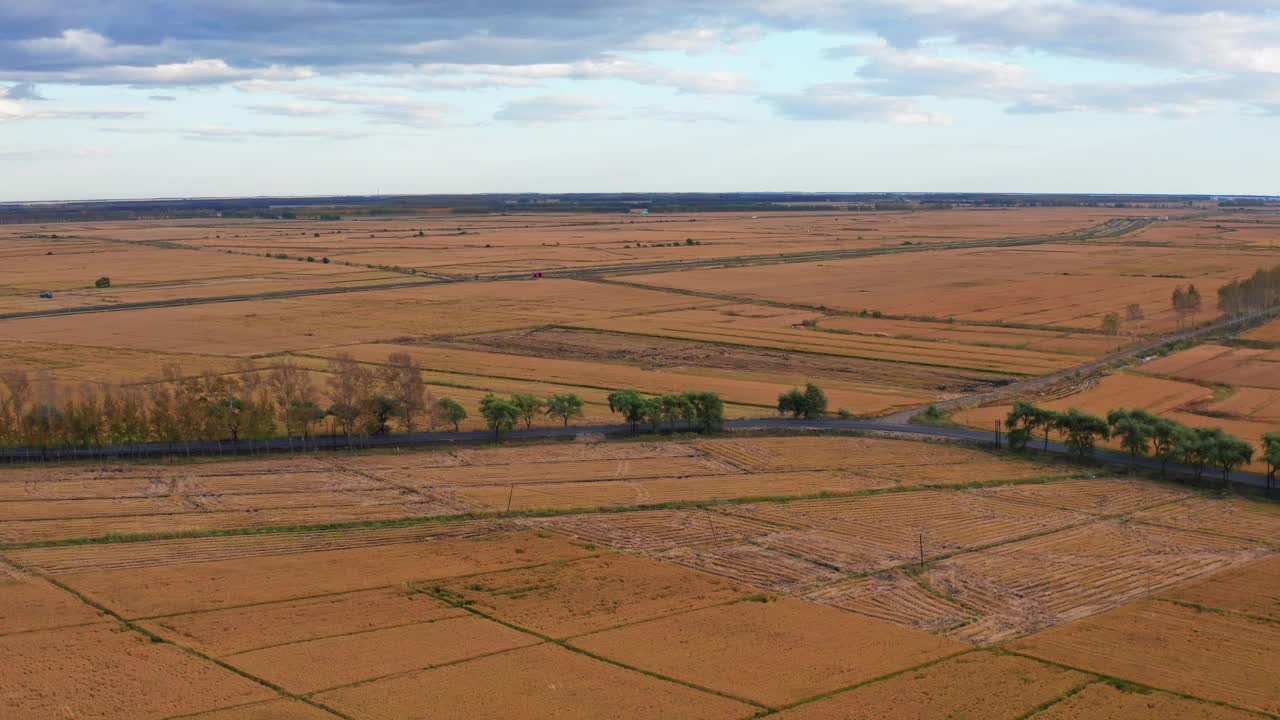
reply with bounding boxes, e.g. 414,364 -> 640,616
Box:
1132,497 -> 1280,543
1011,600 -> 1280,715
438,554 -> 748,637
971,477 -> 1190,515
0,623 -> 274,720
773,651 -> 1089,719
139,588 -> 466,656
314,642 -> 757,720
929,521 -> 1265,644
571,597 -> 966,707
534,509 -> 776,552
1031,681 -> 1266,720
803,573 -> 973,631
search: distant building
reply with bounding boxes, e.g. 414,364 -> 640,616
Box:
629,208 -> 650,215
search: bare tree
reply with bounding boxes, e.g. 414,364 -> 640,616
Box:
325,353 -> 374,438
380,352 -> 428,433
268,359 -> 317,438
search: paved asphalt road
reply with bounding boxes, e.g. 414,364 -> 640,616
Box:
2,417 -> 1270,491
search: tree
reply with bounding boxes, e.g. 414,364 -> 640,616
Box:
510,393 -> 545,430
1172,287 -> 1189,327
479,394 -> 520,441
1142,412 -> 1183,476
1186,284 -> 1202,316
1006,401 -> 1058,452
608,390 -> 647,432
1262,432 -> 1280,491
1100,312 -> 1122,347
380,352 -> 428,433
0,369 -> 31,445
545,393 -> 584,427
435,397 -> 467,431
1203,429 -> 1253,485
1124,303 -> 1144,336
683,391 -> 725,433
361,395 -> 402,436
325,353 -> 374,438
658,393 -> 695,431
269,360 -> 317,439
1174,425 -> 1213,481
285,400 -> 327,439
1107,408 -> 1152,459
1054,408 -> 1110,457
778,383 -> 827,419
207,396 -> 247,441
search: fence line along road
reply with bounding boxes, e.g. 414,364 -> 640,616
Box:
1,417 -> 1270,491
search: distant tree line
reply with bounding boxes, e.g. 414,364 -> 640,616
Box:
0,352 -> 473,451
1217,263 -> 1280,318
1006,401 -> 1267,485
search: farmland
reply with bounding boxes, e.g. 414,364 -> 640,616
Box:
3,432 -> 1278,718
2,204 -> 1279,718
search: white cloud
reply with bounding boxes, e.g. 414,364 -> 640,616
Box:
494,95 -> 610,125
765,84 -> 952,124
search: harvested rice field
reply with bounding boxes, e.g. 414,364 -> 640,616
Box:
1,435 -> 1278,718
3,203 -> 1279,718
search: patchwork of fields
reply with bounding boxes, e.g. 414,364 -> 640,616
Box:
1,435 -> 1277,719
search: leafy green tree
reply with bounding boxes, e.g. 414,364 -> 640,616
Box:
1142,412 -> 1183,476
1174,425 -> 1213,481
286,400 -> 326,439
607,390 -> 646,432
1054,408 -> 1110,457
479,394 -> 520,441
545,393 -> 584,427
1107,408 -> 1152,459
435,397 -> 467,431
361,395 -> 402,436
659,394 -> 695,431
1006,401 -> 1059,452
207,396 -> 247,441
683,391 -> 725,433
1204,429 -> 1253,485
510,393 -> 545,430
1262,432 -> 1280,490
777,383 -> 827,419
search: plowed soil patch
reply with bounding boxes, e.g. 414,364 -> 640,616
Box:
229,614 -> 536,694
773,651 -> 1088,720
722,491 -> 1085,572
572,597 -> 965,707
315,643 -> 756,720
1031,681 -> 1264,720
1162,554 -> 1280,621
0,623 -> 274,720
1133,496 -> 1280,543
804,573 -> 973,631
931,521 -> 1263,644
1013,601 -> 1280,715
141,588 -> 465,656
973,477 -> 1190,515
439,554 -> 748,637
661,542 -> 847,593
534,510 -> 775,552
54,531 -> 596,617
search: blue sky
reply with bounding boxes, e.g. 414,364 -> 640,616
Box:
1,1 -> 1278,200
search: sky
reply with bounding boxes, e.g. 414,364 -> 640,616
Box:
1,1 -> 1278,201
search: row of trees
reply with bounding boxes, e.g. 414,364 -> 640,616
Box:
1217,264 -> 1280,318
477,392 -> 585,439
606,390 -> 726,434
1006,402 -> 1271,485
0,353 -> 474,450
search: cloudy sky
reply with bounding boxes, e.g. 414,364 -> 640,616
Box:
2,1 -> 1278,201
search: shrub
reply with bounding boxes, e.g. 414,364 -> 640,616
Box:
94,276 -> 111,288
